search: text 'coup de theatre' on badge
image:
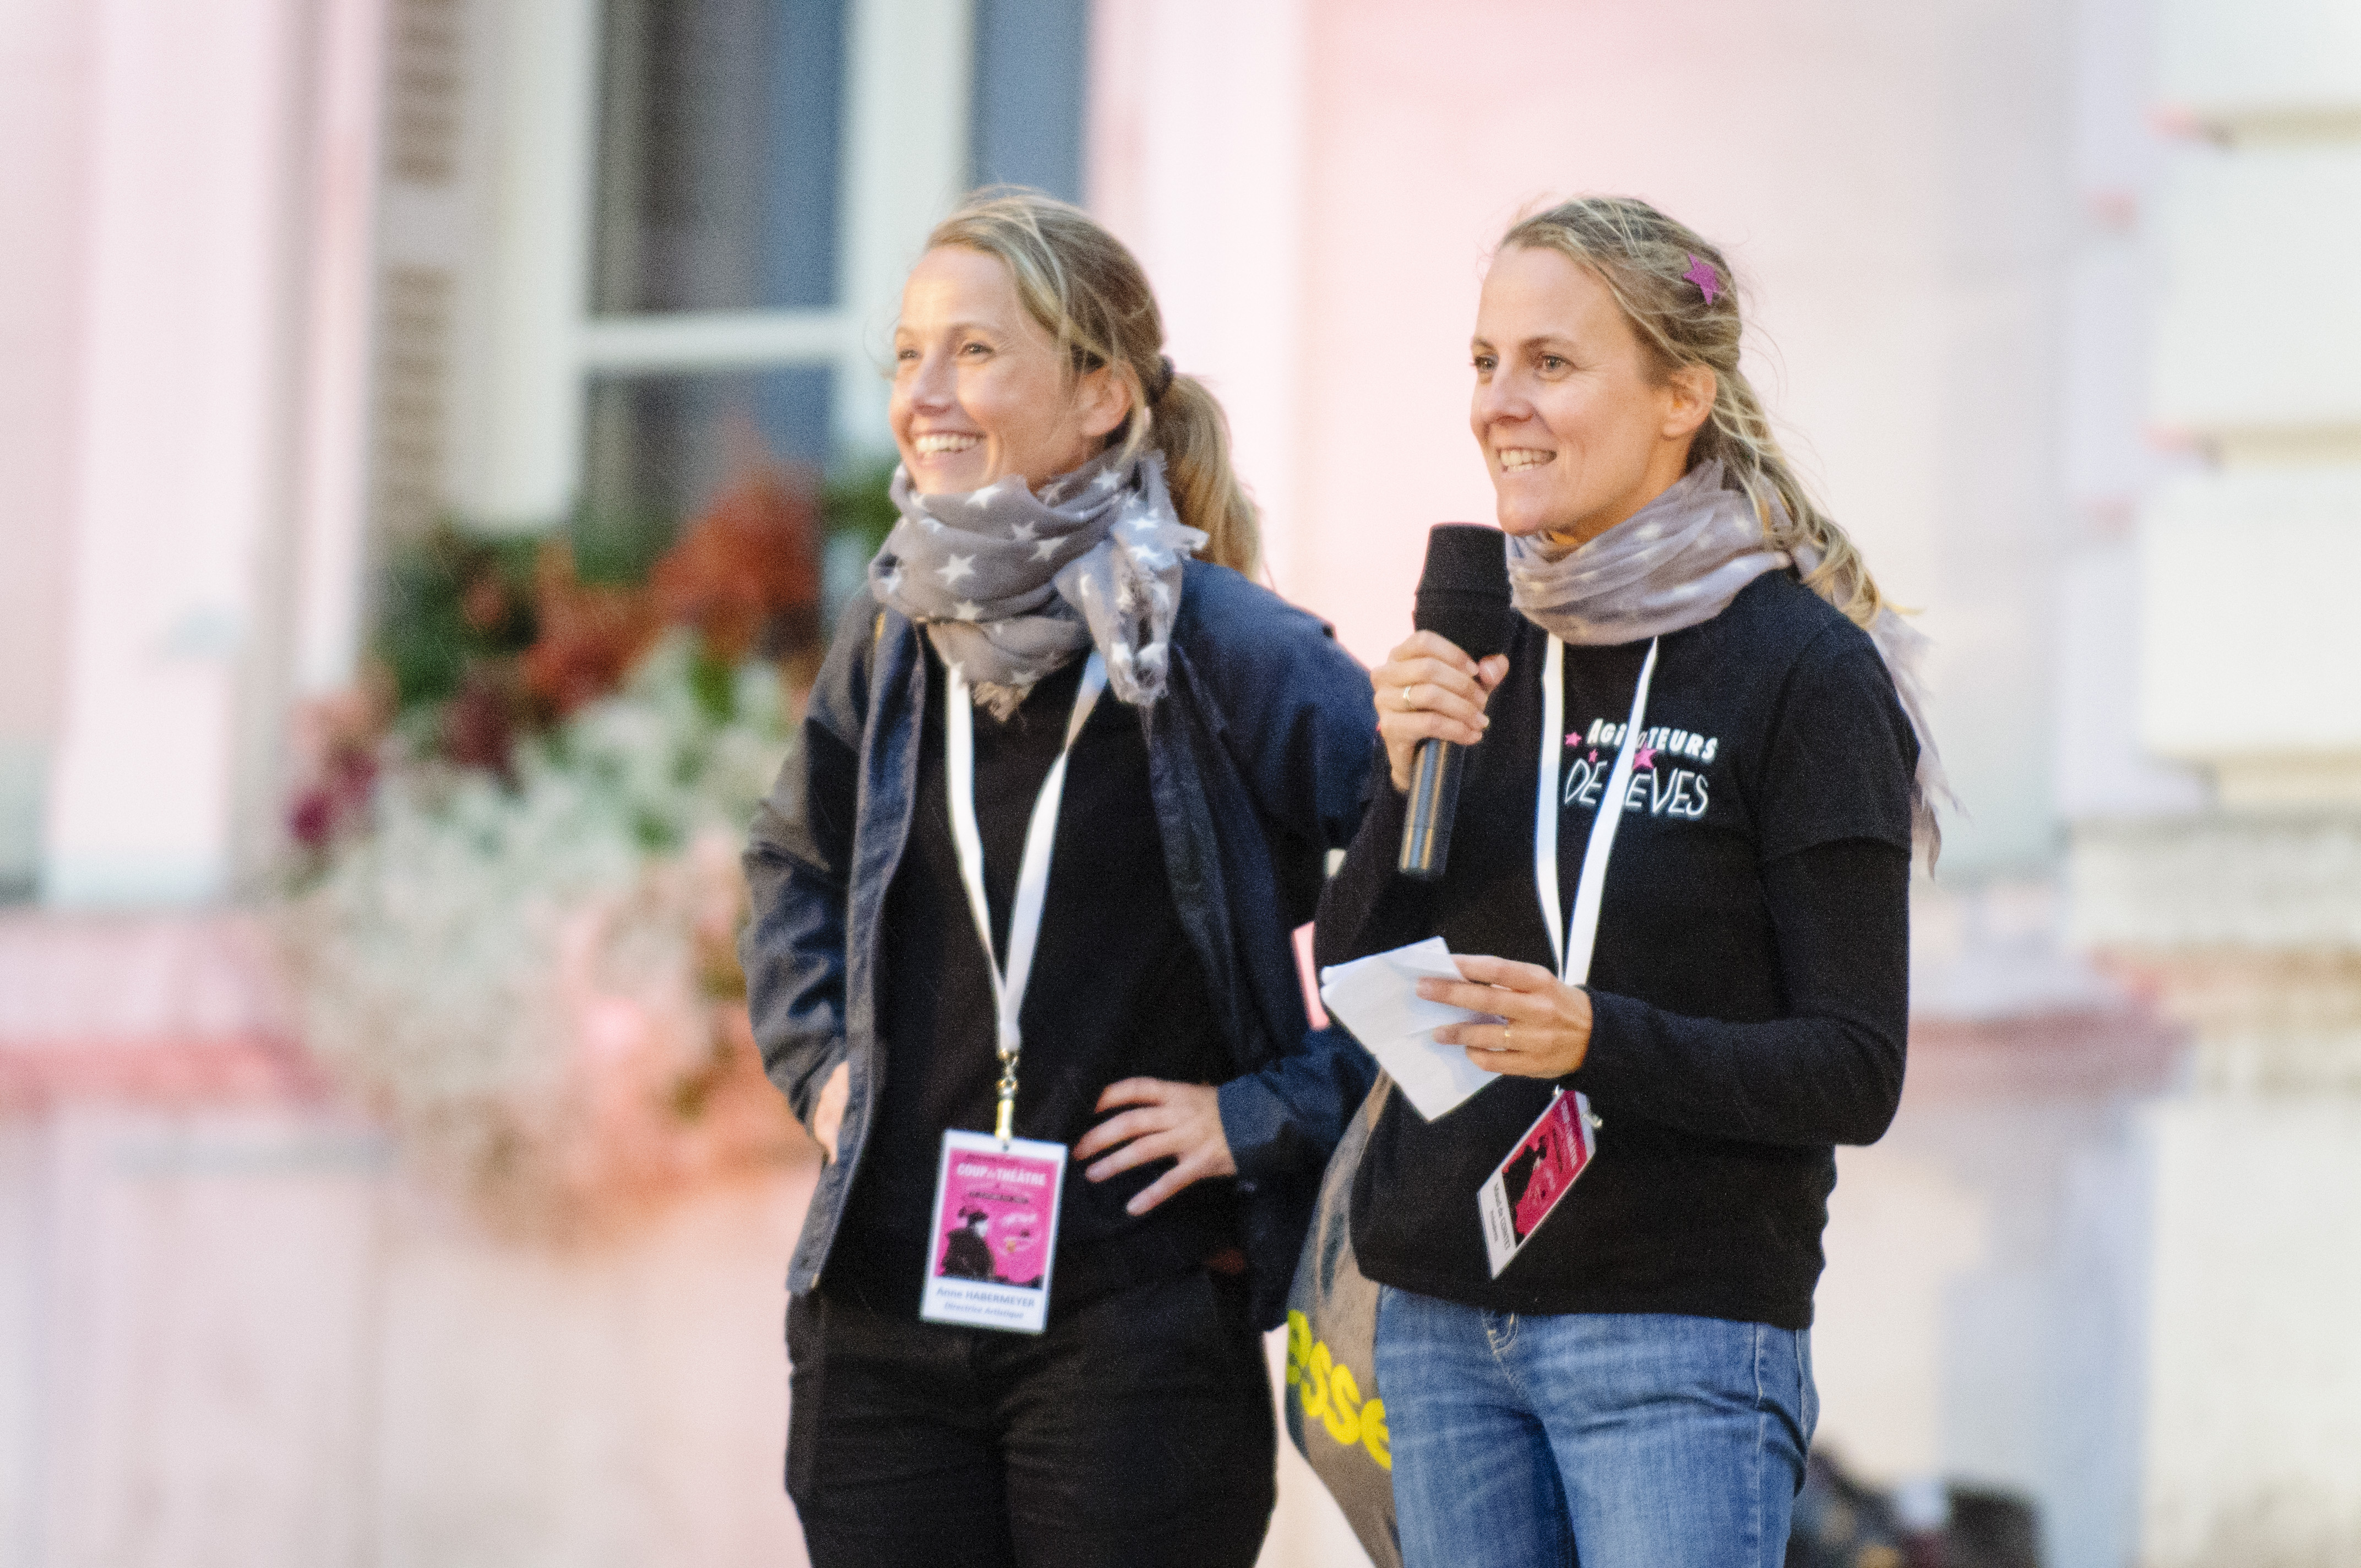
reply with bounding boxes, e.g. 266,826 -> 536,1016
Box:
921,1130 -> 1068,1335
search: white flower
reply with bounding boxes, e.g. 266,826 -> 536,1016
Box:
280,631 -> 792,1128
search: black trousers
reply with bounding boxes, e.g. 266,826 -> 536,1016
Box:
786,1268 -> 1277,1568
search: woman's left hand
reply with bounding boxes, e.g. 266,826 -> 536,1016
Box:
1420,955 -> 1595,1078
1075,1079 -> 1237,1216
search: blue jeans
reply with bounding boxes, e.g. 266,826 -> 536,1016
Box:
1374,1286 -> 1816,1568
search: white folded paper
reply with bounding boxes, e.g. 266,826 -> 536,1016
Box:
1319,936 -> 1498,1120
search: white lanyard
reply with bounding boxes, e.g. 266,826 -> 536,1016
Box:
944,651 -> 1108,1145
1533,634 -> 1660,987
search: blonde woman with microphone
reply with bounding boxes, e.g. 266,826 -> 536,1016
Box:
742,190 -> 1378,1568
1315,197 -> 1947,1568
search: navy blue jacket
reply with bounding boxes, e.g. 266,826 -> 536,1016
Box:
742,560 -> 1380,1329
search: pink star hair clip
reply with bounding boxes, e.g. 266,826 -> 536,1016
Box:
1683,253 -> 1721,305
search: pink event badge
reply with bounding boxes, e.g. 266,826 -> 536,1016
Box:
920,1129 -> 1069,1334
1477,1089 -> 1598,1278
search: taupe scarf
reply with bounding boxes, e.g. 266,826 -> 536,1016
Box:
1508,460 -> 1955,857
868,449 -> 1204,718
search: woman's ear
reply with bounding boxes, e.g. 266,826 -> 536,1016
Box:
1662,364 -> 1717,440
1073,363 -> 1134,441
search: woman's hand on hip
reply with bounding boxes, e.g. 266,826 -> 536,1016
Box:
1373,631 -> 1510,792
1075,1079 -> 1237,1216
810,1060 -> 850,1161
1421,955 -> 1594,1078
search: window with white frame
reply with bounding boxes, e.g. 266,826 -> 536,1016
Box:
579,0 -> 851,578
365,0 -> 1090,618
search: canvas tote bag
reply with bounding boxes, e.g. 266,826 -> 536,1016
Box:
1282,1071 -> 1402,1567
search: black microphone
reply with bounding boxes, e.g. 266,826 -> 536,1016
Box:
1398,524 -> 1514,881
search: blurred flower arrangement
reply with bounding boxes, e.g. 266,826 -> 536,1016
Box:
276,458 -> 893,1232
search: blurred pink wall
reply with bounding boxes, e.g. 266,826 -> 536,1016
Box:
0,0 -> 90,839
12,0 -> 319,905
1099,0 -> 2071,874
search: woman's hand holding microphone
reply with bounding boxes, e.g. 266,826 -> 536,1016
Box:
1373,634 -> 1596,1079
1373,631 -> 1508,792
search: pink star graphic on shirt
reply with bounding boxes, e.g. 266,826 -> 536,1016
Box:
1633,744 -> 1658,770
1683,253 -> 1721,304
1566,733 -> 1584,747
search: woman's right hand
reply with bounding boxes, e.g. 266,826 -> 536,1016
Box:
811,1061 -> 850,1162
1373,631 -> 1510,792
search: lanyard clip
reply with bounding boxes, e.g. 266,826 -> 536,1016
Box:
994,1051 -> 1019,1149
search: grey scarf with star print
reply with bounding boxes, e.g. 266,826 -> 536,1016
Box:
1508,458 -> 1955,858
868,448 -> 1205,718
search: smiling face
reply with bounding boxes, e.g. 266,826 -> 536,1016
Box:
889,246 -> 1131,496
1470,244 -> 1715,546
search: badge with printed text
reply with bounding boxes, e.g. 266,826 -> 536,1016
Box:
920,1130 -> 1067,1334
1478,1090 -> 1597,1278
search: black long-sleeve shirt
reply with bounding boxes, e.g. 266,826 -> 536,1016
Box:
826,651 -> 1238,1319
1314,571 -> 1915,1329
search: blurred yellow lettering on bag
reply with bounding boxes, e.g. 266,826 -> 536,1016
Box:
1359,1396 -> 1391,1469
1322,1360 -> 1364,1447
1285,1308 -> 1388,1467
1301,1340 -> 1331,1421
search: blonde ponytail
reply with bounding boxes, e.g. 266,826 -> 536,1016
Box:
1145,372 -> 1259,575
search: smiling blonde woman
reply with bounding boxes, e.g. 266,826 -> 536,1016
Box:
741,189 -> 1378,1568
1314,196 -> 1947,1568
